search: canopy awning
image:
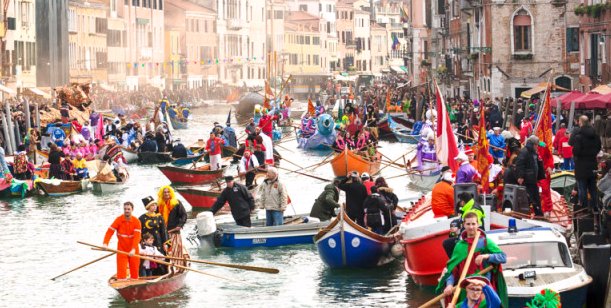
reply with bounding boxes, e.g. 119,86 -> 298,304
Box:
552,90 -> 584,109
26,87 -> 52,98
570,91 -> 611,109
591,84 -> 611,95
520,82 -> 570,98
0,84 -> 16,96
390,66 -> 407,74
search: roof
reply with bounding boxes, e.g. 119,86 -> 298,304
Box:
166,0 -> 216,14
486,227 -> 566,246
285,11 -> 320,32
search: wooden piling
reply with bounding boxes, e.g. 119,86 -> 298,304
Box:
23,97 -> 30,133
2,111 -> 13,155
4,101 -> 16,154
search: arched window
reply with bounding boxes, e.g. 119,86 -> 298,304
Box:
513,9 -> 531,52
555,76 -> 572,90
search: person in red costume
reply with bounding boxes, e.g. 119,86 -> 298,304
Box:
103,201 -> 142,280
257,109 -> 276,138
537,141 -> 554,217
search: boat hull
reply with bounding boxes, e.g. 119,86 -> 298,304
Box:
171,154 -> 204,166
407,172 -> 440,191
137,152 -> 173,164
158,165 -> 225,185
170,117 -> 188,130
91,181 -> 126,193
315,213 -> 395,268
176,187 -> 221,209
329,149 -> 381,178
110,272 -> 187,303
507,283 -> 588,308
121,148 -> 138,163
36,180 -> 84,196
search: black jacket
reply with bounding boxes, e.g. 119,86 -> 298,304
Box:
310,184 -> 340,221
166,201 -> 188,231
172,143 -> 188,158
211,183 -> 255,221
569,125 -> 602,180
514,144 -> 540,184
338,179 -> 368,224
140,138 -> 157,152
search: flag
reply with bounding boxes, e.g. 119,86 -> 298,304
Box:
307,98 -> 315,116
263,96 -> 271,109
338,100 -> 344,120
265,80 -> 274,98
400,6 -> 409,23
385,89 -> 392,113
391,33 -> 400,51
226,89 -> 240,103
226,109 -> 232,125
477,106 -> 490,193
535,85 -> 554,160
434,81 -> 460,172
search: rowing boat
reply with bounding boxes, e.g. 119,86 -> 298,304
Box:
137,152 -> 173,164
329,148 -> 381,177
121,147 -> 138,163
35,179 -> 86,196
158,164 -> 226,185
108,271 -> 187,303
170,153 -> 205,166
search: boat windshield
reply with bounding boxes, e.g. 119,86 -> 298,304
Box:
500,242 -> 572,270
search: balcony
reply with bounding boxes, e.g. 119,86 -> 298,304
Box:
227,19 -> 244,30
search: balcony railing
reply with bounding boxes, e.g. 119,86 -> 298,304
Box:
227,19 -> 244,30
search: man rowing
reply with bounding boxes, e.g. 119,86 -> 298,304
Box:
103,201 -> 142,280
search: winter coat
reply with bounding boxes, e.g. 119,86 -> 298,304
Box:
211,183 -> 255,221
338,179 -> 368,224
569,125 -> 602,180
310,184 -> 340,221
378,186 -> 399,232
514,144 -> 541,184
256,178 -> 288,212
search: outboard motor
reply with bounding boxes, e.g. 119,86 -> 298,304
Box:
195,212 -> 217,250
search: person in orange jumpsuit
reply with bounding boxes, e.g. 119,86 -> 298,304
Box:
431,166 -> 456,217
103,201 -> 142,280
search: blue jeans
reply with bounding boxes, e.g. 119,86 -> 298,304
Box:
266,210 -> 284,226
562,158 -> 574,171
140,268 -> 153,277
577,176 -> 598,210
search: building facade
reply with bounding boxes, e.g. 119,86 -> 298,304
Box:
576,1 -> 611,91
36,0 -> 69,88
68,0 -> 108,86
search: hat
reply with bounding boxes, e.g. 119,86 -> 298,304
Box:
174,138 -> 181,143
141,196 -> 156,208
454,152 -> 468,161
539,141 -> 546,147
493,127 -> 501,131
224,175 -> 235,182
361,172 -> 370,179
441,166 -> 451,173
349,171 -> 359,178
501,130 -> 513,139
213,121 -> 219,125
449,219 -> 461,228
459,275 -> 491,289
464,146 -> 474,155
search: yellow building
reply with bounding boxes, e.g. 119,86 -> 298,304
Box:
283,11 -> 322,74
68,0 -> 108,85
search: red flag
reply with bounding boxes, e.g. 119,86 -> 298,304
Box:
263,96 -> 271,109
385,89 -> 391,112
265,80 -> 274,98
434,81 -> 460,172
307,98 -> 315,116
535,86 -> 554,167
477,106 -> 490,193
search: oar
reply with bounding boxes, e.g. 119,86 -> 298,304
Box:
276,165 -> 331,182
77,241 -> 246,284
274,143 -> 294,153
418,265 -> 494,308
374,154 -> 406,176
161,255 -> 279,274
50,252 -> 115,281
285,150 -> 336,175
280,156 -> 305,170
450,230 -> 481,305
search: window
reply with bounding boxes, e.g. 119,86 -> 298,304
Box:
313,37 -> 320,45
513,10 -> 531,52
274,10 -> 283,19
159,0 -> 163,10
566,27 -> 579,52
19,1 -> 31,27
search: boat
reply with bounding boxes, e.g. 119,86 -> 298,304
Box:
121,147 -> 138,163
203,145 -> 238,163
176,173 -> 266,209
170,153 -> 205,166
35,179 -> 86,196
389,116 -> 419,144
329,148 -> 381,178
169,116 -> 188,129
137,152 -> 173,164
407,171 -> 441,191
487,226 -> 591,308
91,180 -> 127,193
398,189 -> 572,286
108,271 -> 188,303
0,179 -> 35,198
196,213 -> 330,248
550,171 -> 576,201
158,164 -> 226,186
314,211 -> 396,268
297,114 -> 336,151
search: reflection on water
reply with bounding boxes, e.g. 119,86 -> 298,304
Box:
1,104 -> 433,307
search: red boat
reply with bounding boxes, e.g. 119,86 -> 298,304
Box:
176,187 -> 222,209
109,271 -> 187,303
157,164 -> 226,185
399,190 -> 572,286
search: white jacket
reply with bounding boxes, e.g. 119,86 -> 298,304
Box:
238,155 -> 259,173
256,178 -> 288,211
140,244 -> 164,269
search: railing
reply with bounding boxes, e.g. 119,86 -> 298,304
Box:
227,19 -> 243,30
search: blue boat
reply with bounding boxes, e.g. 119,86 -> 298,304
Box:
171,153 -> 205,166
389,116 -> 419,144
314,212 -> 396,268
298,114 -> 336,151
170,116 -> 188,130
196,214 -> 330,248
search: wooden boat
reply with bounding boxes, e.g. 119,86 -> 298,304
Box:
91,176 -> 128,193
376,114 -> 394,140
0,179 -> 35,198
389,116 -> 419,144
198,214 -> 330,248
203,145 -> 237,162
109,271 -> 188,303
407,171 -> 441,191
137,152 -> 173,164
329,148 -> 381,177
398,189 -> 572,286
170,153 -> 205,166
487,227 -> 591,307
36,179 -> 85,196
158,164 -> 226,185
177,173 -> 266,209
169,116 -> 188,129
121,147 -> 138,163
314,211 -> 396,268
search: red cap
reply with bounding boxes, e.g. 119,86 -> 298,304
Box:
464,146 -> 474,155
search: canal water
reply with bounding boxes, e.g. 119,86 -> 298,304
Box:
1,104 -> 438,307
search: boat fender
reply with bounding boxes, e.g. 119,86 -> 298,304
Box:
196,211 -> 217,237
303,216 -> 321,223
390,243 -> 404,258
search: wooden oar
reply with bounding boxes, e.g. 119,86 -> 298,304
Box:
77,241 -> 246,284
274,143 -> 294,153
280,156 -> 305,169
51,252 -> 115,281
450,230 -> 481,305
276,165 -> 331,182
455,132 -> 506,152
418,265 -> 494,308
161,255 -> 279,274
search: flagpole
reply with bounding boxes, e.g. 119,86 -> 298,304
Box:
533,69 -> 554,132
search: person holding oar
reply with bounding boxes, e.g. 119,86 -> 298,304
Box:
103,201 -> 142,280
238,150 -> 261,189
436,212 -> 508,307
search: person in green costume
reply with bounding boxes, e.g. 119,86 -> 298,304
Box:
448,275 -> 501,308
437,212 -> 508,307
